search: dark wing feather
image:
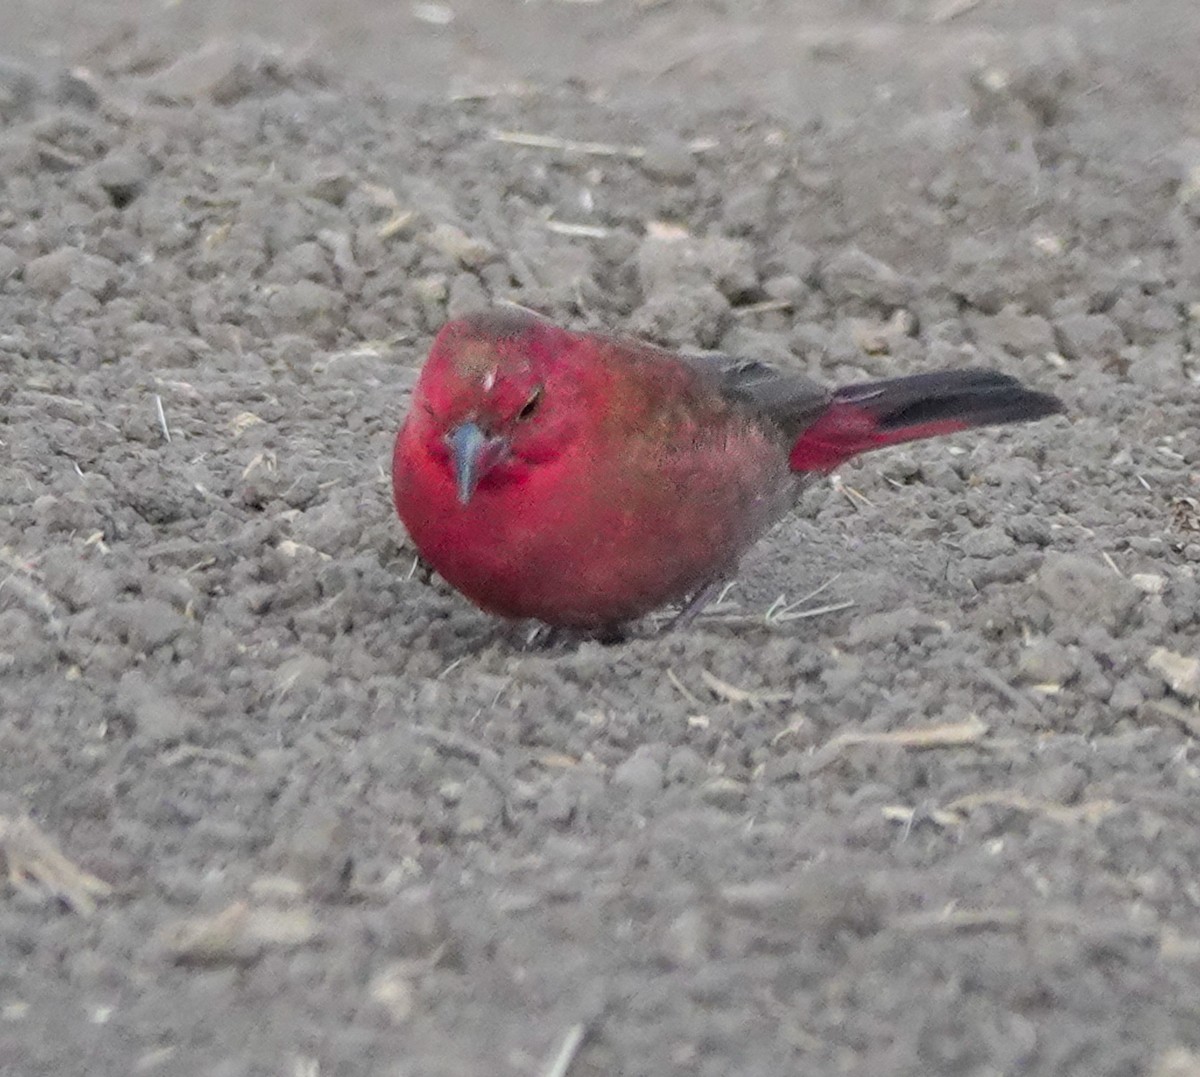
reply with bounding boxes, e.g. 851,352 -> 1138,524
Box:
676,352 -> 832,441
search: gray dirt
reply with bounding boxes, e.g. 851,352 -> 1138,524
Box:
1,1 -> 1199,1074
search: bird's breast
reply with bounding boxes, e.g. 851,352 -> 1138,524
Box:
394,417 -> 791,628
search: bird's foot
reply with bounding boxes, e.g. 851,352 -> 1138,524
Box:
522,623 -> 563,649
661,579 -> 728,633
514,622 -> 631,648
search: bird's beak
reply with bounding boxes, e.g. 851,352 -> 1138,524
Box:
447,421 -> 505,505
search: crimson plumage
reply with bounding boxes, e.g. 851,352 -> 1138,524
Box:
393,308 -> 1062,632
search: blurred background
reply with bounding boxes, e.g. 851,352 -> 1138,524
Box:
3,0 -> 1192,122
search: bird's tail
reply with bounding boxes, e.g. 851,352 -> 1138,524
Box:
788,369 -> 1063,473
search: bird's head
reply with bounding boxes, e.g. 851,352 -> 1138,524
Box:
407,308 -> 592,504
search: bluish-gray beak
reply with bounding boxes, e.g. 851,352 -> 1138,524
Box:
448,421 -> 494,505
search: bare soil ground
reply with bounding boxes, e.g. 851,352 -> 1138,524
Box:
1,1 -> 1199,1074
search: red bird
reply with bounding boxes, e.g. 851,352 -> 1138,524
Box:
393,308 -> 1062,634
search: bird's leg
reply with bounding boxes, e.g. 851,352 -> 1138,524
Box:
512,622 -> 628,649
521,622 -> 564,650
407,552 -> 436,584
663,579 -> 727,632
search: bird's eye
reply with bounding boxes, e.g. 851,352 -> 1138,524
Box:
517,386 -> 543,420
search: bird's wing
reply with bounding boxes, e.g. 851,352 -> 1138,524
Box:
676,352 -> 833,442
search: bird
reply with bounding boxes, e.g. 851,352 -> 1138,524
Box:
393,307 -> 1063,636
